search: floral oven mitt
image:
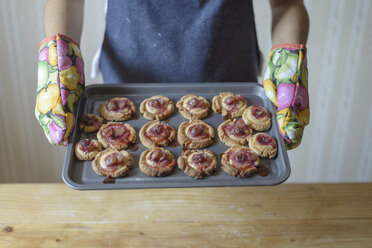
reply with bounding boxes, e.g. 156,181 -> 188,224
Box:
263,44 -> 309,150
35,34 -> 84,145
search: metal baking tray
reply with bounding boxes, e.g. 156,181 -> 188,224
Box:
62,83 -> 290,190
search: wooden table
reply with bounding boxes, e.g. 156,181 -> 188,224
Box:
0,183 -> 371,247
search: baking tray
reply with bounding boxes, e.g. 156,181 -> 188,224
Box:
62,83 -> 290,190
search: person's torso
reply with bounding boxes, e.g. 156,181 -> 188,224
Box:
99,0 -> 260,83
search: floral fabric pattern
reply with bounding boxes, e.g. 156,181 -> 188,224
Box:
35,34 -> 84,145
263,44 -> 309,150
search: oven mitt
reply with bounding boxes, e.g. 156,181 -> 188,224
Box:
263,44 -> 309,150
35,34 -> 85,145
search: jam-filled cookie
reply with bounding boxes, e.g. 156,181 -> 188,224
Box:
97,122 -> 136,150
242,105 -> 272,131
212,92 -> 247,119
178,120 -> 215,149
177,149 -> 217,179
99,97 -> 136,121
140,95 -> 174,120
79,114 -> 103,133
217,119 -> 253,146
139,120 -> 176,148
221,146 -> 260,178
249,133 -> 278,159
139,147 -> 176,177
92,149 -> 134,178
176,95 -> 210,120
75,139 -> 102,160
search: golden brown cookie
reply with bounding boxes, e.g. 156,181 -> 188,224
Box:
79,114 -> 103,133
178,120 -> 215,149
217,119 -> 253,146
242,105 -> 272,131
176,95 -> 210,120
75,139 -> 102,161
97,122 -> 136,150
139,147 -> 176,177
99,97 -> 136,121
139,121 -> 176,148
248,133 -> 278,159
212,92 -> 247,119
92,149 -> 134,178
140,95 -> 174,120
221,146 -> 260,178
177,149 -> 217,179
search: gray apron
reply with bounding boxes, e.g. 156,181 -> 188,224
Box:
99,0 -> 260,83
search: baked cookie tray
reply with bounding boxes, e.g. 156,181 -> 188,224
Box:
62,83 -> 291,190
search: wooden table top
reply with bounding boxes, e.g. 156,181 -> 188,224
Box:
0,183 -> 371,248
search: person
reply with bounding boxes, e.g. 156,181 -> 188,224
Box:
35,0 -> 310,149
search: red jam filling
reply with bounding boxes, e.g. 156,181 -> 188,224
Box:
106,99 -> 131,112
79,139 -> 96,153
187,98 -> 205,109
146,124 -> 169,142
228,149 -> 258,168
80,115 -> 101,126
190,153 -> 209,168
147,98 -> 166,110
101,124 -> 131,144
256,134 -> 277,148
224,119 -> 251,137
251,106 -> 267,119
224,95 -> 246,114
104,152 -> 124,171
148,149 -> 170,167
225,96 -> 236,105
187,124 -> 210,140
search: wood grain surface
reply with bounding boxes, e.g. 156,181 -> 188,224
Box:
0,183 -> 371,248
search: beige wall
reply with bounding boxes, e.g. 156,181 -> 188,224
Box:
0,0 -> 371,183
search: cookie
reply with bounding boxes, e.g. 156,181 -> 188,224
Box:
75,139 -> 102,160
92,148 -> 134,178
221,146 -> 260,178
212,92 -> 247,119
217,119 -> 252,146
139,120 -> 176,148
178,120 -> 215,149
79,114 -> 103,133
242,105 -> 272,131
99,97 -> 136,121
176,94 -> 210,120
140,95 -> 174,120
97,122 -> 136,150
248,133 -> 278,159
139,147 -> 176,177
177,149 -> 217,179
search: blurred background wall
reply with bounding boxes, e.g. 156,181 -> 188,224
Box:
0,0 -> 371,183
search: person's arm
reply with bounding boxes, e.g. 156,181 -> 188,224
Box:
263,0 -> 310,150
270,0 -> 309,45
35,0 -> 85,146
44,0 -> 84,44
